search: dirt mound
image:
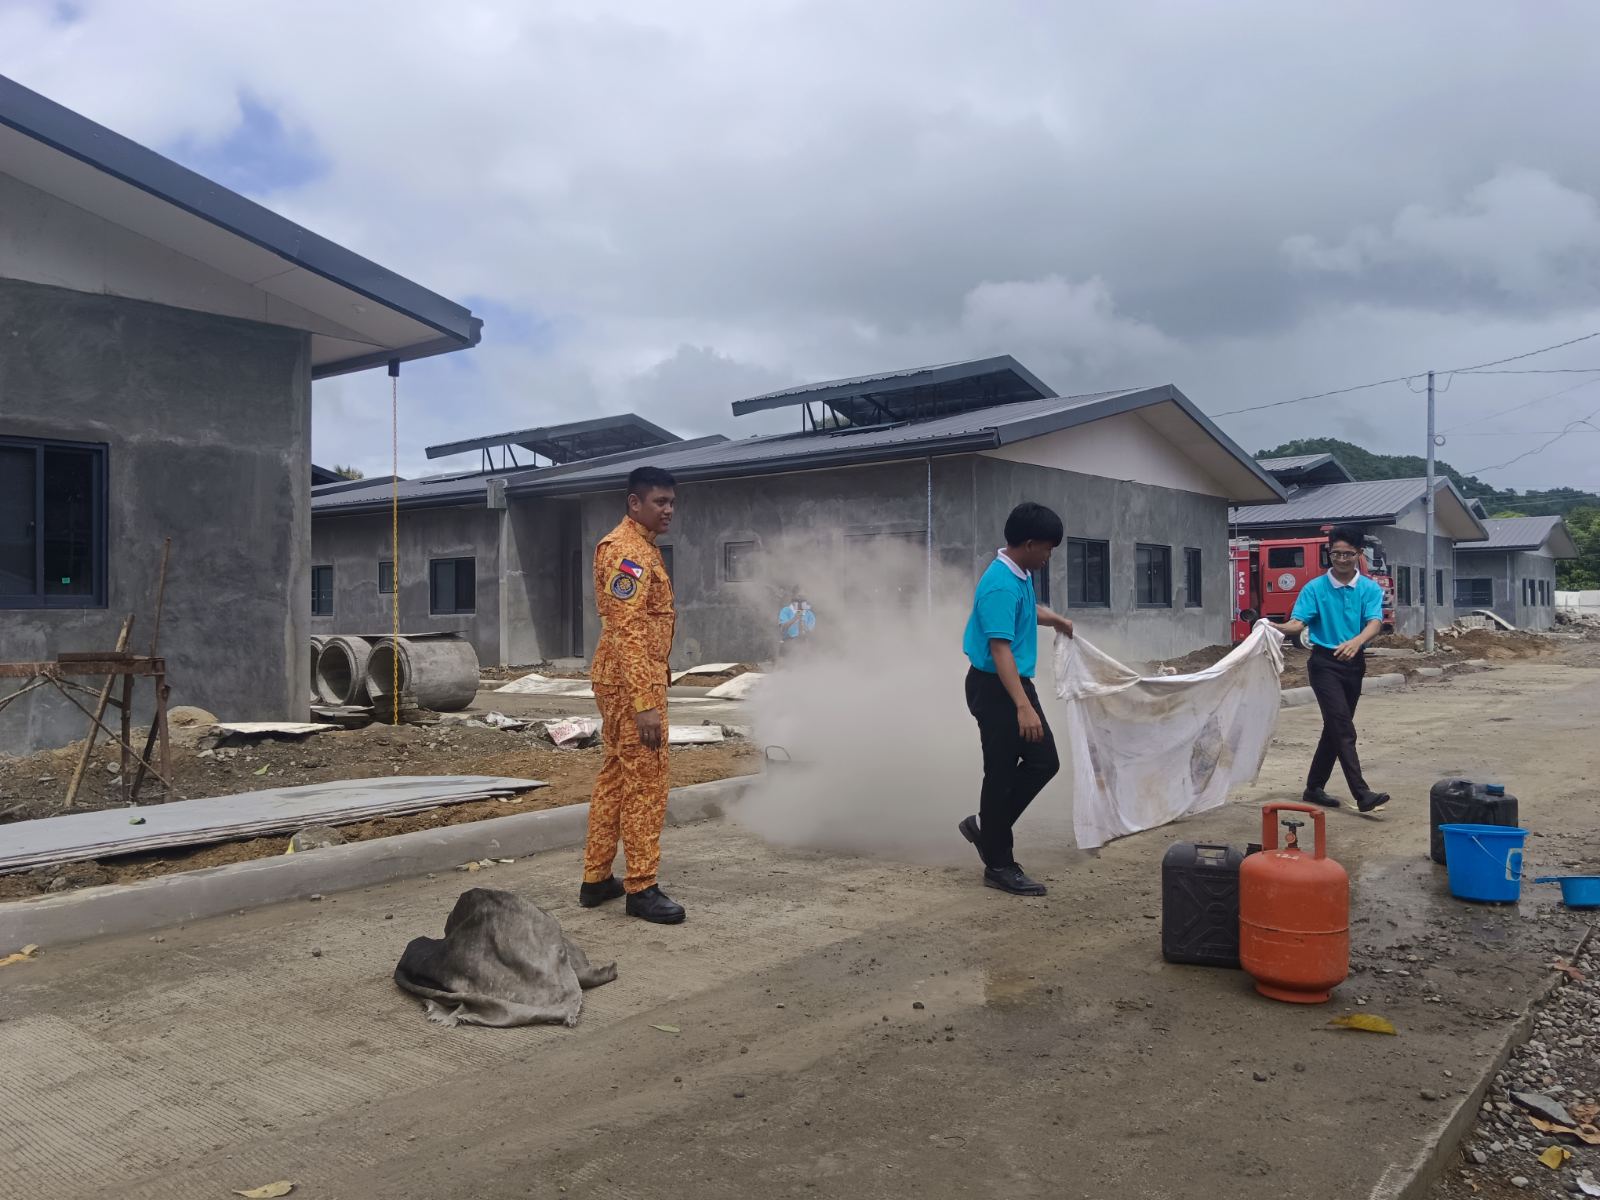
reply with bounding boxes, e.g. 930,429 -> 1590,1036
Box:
1439,628 -> 1559,659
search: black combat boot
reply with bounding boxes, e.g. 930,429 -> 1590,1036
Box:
625,885 -> 686,924
578,876 -> 626,908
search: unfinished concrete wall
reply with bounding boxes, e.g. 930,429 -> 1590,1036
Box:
1453,547 -> 1559,630
310,505 -> 503,664
958,456 -> 1232,661
575,460 -> 938,667
571,455 -> 1232,667
0,278 -> 310,755
1379,526 -> 1459,635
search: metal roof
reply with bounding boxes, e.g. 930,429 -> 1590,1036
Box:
311,464 -> 341,486
729,355 -> 1055,426
1230,477 -> 1487,541
313,436 -> 729,517
0,73 -> 480,379
1257,454 -> 1330,472
425,414 -> 681,463
1459,516 -> 1579,556
507,384 -> 1287,503
1257,453 -> 1355,486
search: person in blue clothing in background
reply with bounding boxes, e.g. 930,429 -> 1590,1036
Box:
777,592 -> 816,659
1276,524 -> 1391,815
957,502 -> 1075,896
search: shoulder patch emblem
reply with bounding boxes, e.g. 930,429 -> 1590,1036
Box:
609,572 -> 638,601
619,558 -> 645,579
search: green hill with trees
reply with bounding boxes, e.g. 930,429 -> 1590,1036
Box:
1256,437 -> 1600,589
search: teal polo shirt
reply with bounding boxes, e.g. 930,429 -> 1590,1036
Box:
963,553 -> 1038,677
1291,572 -> 1384,649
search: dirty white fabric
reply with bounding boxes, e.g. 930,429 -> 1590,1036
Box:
1054,623 -> 1285,850
394,889 -> 617,1027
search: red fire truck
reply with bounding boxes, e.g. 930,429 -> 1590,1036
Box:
1230,529 -> 1397,643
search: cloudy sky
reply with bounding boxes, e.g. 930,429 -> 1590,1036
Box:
6,0 -> 1600,496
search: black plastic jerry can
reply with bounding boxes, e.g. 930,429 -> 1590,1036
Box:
1429,779 -> 1519,865
1161,841 -> 1260,969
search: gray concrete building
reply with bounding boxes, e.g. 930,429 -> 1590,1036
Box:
0,74 -> 479,754
1230,465 -> 1488,636
1453,516 -> 1577,631
314,360 -> 1288,668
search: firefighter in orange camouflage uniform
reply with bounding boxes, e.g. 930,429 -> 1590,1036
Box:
578,466 -> 686,924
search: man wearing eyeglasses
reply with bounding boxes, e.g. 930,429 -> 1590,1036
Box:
1276,525 -> 1391,815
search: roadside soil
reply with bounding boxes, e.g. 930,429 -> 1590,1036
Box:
0,720 -> 758,899
1431,937 -> 1600,1200
1152,624 -> 1581,689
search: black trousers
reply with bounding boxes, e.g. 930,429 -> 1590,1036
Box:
1306,647 -> 1371,797
965,668 -> 1060,869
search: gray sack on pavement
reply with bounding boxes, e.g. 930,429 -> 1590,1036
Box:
394,888 -> 617,1027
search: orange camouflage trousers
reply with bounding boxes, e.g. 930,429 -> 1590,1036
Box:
582,684 -> 670,893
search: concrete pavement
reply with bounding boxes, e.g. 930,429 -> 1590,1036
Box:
2,659 -> 1597,1200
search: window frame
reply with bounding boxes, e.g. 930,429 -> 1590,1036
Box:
1184,547 -> 1203,609
429,556 -> 477,615
1266,546 -> 1304,570
1435,569 -> 1445,609
658,543 -> 674,584
378,559 -> 396,594
724,540 -> 757,583
1066,537 -> 1110,608
1454,577 -> 1493,608
1397,565 -> 1413,606
0,435 -> 109,610
1135,543 -> 1172,609
311,565 -> 335,616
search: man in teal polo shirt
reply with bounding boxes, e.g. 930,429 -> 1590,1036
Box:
957,502 -> 1075,896
1277,525 -> 1391,814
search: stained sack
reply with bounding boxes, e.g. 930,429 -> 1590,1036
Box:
394,888 -> 617,1027
1054,623 -> 1285,850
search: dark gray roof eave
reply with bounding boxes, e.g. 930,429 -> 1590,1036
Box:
505,429 -> 1003,497
0,73 -> 479,361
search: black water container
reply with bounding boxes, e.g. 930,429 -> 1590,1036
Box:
1161,842 -> 1259,969
1429,779 -> 1519,865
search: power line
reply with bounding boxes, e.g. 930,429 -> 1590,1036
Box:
1447,328 -> 1600,373
1451,368 -> 1600,375
1466,409 -> 1600,475
1211,328 -> 1600,418
1441,375 -> 1600,434
1212,373 -> 1416,417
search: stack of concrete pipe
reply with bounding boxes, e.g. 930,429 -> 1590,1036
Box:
366,635 -> 480,713
314,635 -> 377,706
309,635 -> 329,703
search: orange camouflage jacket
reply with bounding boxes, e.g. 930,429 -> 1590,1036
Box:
591,517 -> 676,712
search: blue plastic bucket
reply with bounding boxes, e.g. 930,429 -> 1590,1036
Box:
1440,824 -> 1528,903
1533,876 -> 1600,910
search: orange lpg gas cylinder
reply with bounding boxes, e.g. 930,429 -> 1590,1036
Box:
1239,803 -> 1349,1004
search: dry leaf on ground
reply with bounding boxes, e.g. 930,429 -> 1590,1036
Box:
0,944 -> 40,968
1327,1013 -> 1397,1035
233,1184 -> 294,1199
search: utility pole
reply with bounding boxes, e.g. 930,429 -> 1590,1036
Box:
1424,370 -> 1436,653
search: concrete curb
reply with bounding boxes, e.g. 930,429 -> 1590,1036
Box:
1391,926 -> 1595,1200
1280,671 -> 1406,709
0,776 -> 753,951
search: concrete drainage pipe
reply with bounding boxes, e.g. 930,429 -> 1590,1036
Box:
309,636 -> 329,703
316,635 -> 377,706
366,636 -> 480,713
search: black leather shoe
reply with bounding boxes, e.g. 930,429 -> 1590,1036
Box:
958,815 -> 983,859
626,885 -> 686,924
1356,791 -> 1391,814
1302,788 -> 1341,809
983,865 -> 1047,896
578,876 -> 626,908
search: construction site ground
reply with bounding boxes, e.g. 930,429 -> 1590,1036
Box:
0,684 -> 759,899
2,648 -> 1598,1199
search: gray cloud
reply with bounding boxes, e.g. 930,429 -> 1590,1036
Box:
6,0 -> 1600,491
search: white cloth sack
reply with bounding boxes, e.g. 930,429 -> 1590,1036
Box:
1054,623 -> 1285,850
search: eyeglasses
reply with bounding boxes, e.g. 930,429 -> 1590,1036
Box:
1328,551 -> 1360,560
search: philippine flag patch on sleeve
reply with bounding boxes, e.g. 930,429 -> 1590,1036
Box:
619,559 -> 645,579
